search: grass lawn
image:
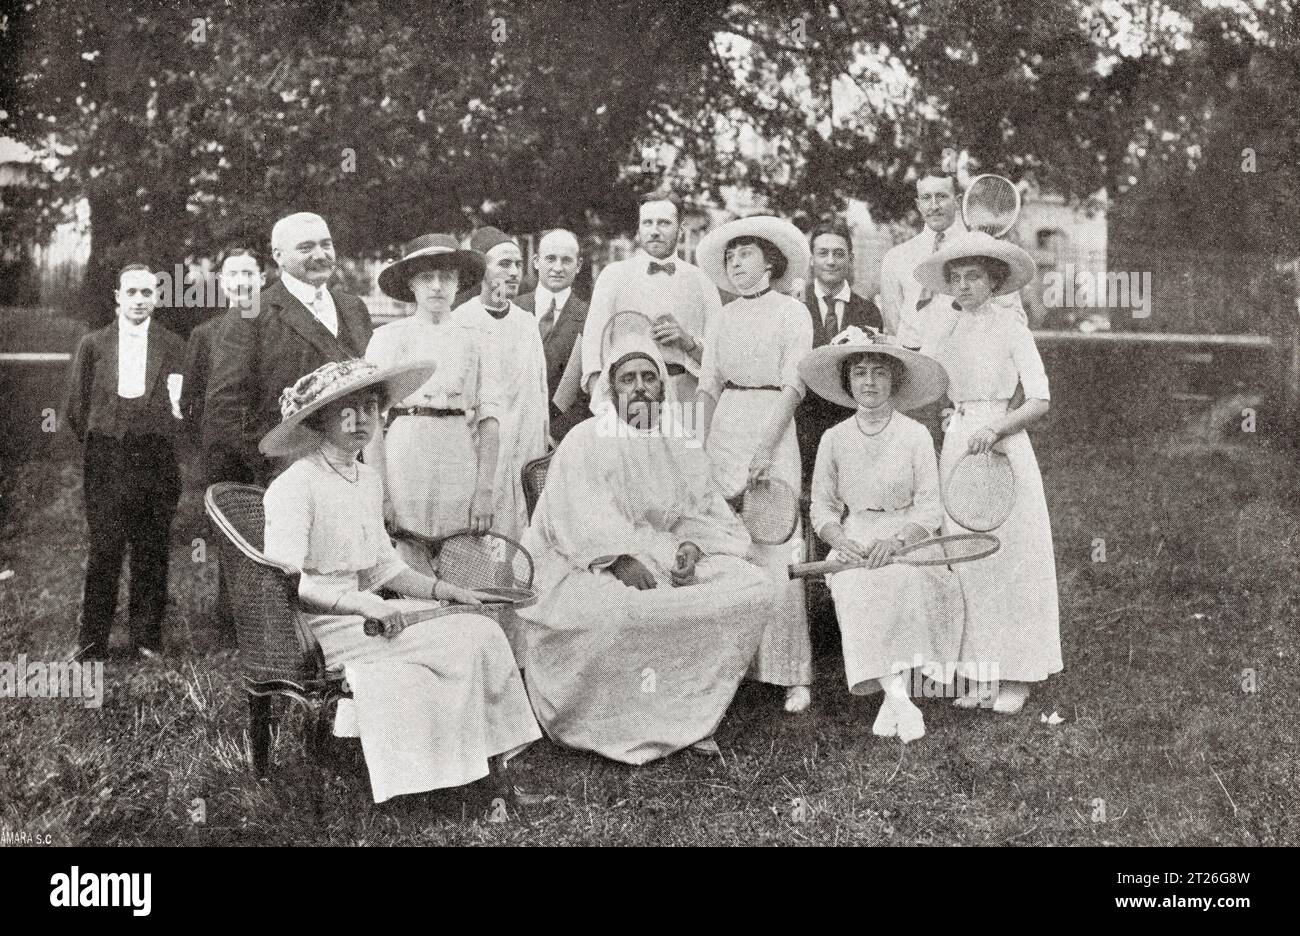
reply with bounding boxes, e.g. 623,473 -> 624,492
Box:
2,426 -> 1295,847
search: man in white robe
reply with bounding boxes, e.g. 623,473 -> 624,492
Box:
454,226 -> 549,542
519,329 -> 774,764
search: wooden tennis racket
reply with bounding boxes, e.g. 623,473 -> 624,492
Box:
729,476 -> 800,545
944,450 -> 1016,532
363,587 -> 538,636
788,532 -> 999,579
961,174 -> 1021,237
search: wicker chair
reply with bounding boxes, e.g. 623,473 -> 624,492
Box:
204,482 -> 350,778
521,452 -> 553,520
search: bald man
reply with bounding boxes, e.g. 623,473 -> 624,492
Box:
206,212 -> 374,484
517,229 -> 590,442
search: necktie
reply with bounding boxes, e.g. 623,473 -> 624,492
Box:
647,260 -> 676,276
916,230 -> 947,312
823,298 -> 839,343
538,295 -> 557,341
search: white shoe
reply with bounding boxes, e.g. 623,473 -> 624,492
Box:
784,685 -> 811,713
992,681 -> 1030,715
894,698 -> 926,743
872,697 -> 899,738
690,736 -> 721,755
953,681 -> 989,709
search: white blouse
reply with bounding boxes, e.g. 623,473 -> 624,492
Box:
698,291 -> 814,401
922,303 -> 1049,402
365,317 -> 501,425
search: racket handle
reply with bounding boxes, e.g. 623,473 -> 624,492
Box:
788,560 -> 852,579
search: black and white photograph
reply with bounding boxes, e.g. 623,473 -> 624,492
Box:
0,0 -> 1296,874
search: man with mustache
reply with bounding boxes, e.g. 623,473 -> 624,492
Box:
579,190 -> 722,407
517,228 -> 590,443
205,212 -> 373,485
453,226 -> 549,544
518,327 -> 772,764
879,166 -> 967,347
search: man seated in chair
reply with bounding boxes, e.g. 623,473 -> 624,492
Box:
518,327 -> 775,765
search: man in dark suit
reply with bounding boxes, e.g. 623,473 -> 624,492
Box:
516,228 -> 590,443
64,263 -> 186,660
797,220 -> 885,651
205,212 -> 373,485
180,247 -> 264,447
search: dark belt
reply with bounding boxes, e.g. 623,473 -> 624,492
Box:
386,406 -> 466,427
666,363 -> 687,377
724,380 -> 781,392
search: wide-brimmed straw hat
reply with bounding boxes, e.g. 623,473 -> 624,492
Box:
259,358 -> 436,457
696,215 -> 810,294
913,230 -> 1036,298
798,326 -> 948,411
378,233 -> 486,303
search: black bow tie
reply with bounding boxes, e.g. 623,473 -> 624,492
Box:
647,260 -> 677,276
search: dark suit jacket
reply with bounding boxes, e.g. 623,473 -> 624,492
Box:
517,289 -> 590,441
180,310 -> 240,441
795,284 -> 885,486
63,320 -> 186,442
204,278 -> 372,483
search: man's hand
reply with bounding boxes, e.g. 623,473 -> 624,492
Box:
670,542 -> 702,587
468,489 -> 494,534
610,554 -> 657,590
652,314 -> 695,351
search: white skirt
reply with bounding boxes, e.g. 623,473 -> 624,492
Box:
830,510 -> 964,694
706,388 -> 810,686
940,401 -> 1062,682
308,599 -> 541,802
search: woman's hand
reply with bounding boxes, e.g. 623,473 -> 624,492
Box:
357,594 -> 408,638
670,542 -> 702,587
747,449 -> 775,486
863,537 -> 902,570
828,535 -> 873,566
468,489 -> 494,535
611,554 -> 657,590
436,582 -> 487,606
966,426 -> 1000,454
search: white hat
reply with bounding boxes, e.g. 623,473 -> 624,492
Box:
695,215 -> 809,294
798,326 -> 949,411
259,358 -> 435,457
913,230 -> 1036,298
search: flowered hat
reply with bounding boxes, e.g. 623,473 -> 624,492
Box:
258,358 -> 436,457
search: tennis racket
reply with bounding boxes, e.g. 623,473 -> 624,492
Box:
961,174 -> 1021,237
364,587 -> 538,636
389,527 -> 535,589
944,449 -> 1016,532
788,532 -> 999,578
600,310 -> 656,365
729,476 -> 800,545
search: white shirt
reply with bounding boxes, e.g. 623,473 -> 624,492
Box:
117,315 -> 150,399
534,285 -> 572,327
580,250 -> 722,391
812,281 -> 852,328
281,269 -> 339,337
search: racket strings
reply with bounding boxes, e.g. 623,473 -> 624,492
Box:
436,534 -> 530,590
963,176 -> 1019,235
945,453 -> 1015,532
741,481 -> 799,545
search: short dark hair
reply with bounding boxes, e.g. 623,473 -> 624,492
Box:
808,219 -> 853,254
943,256 -> 1011,292
840,351 -> 905,397
219,246 -> 263,270
639,189 -> 683,223
916,163 -> 958,191
117,262 -> 154,285
725,235 -> 787,283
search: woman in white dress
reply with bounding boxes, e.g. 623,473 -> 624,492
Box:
365,234 -> 500,572
913,231 -> 1061,714
695,216 -> 814,713
799,326 -> 963,741
258,358 -> 540,805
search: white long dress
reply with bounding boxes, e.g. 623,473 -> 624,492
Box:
699,290 -> 813,687
518,415 -> 774,764
364,316 -> 500,564
922,302 -> 1062,682
453,297 -> 549,542
263,450 -> 540,802
810,414 -> 963,694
